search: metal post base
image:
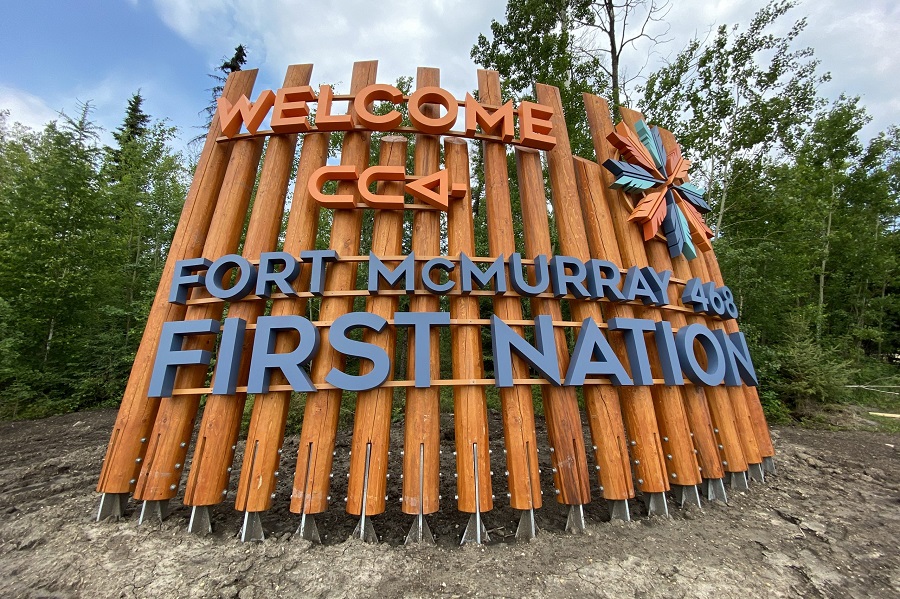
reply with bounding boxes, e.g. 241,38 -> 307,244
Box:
701,478 -> 728,503
96,492 -> 128,521
515,508 -> 538,541
138,500 -> 169,525
762,456 -> 776,474
748,462 -> 765,483
672,484 -> 702,509
645,492 -> 669,517
461,513 -> 490,545
188,505 -> 212,535
727,471 -> 750,491
565,504 -> 586,534
240,511 -> 265,542
609,499 -> 630,522
405,515 -> 435,545
352,515 -> 378,543
296,513 -> 321,543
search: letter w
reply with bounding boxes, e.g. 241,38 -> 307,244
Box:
216,90 -> 276,137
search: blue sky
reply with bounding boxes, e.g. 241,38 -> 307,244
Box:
2,0 -> 898,150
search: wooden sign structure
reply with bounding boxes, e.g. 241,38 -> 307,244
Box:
95,61 -> 775,544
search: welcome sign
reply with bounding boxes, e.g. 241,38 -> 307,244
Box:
96,61 -> 775,545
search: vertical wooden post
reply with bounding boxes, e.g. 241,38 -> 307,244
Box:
345,136 -> 408,517
445,138 -> 493,513
134,134 -> 266,502
537,83 -> 670,497
401,67 -> 442,517
573,156 -> 702,489
184,64 -> 313,508
235,128 -> 330,514
96,70 -> 257,497
290,60 -> 378,516
515,148 -> 595,504
702,253 -> 775,459
616,107 -> 750,475
477,69 -> 541,511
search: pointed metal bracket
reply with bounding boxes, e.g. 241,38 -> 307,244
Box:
727,470 -> 750,491
701,478 -> 728,503
138,499 -> 169,525
96,492 -> 128,521
609,499 -> 631,522
296,513 -> 321,543
565,504 -> 586,534
748,462 -> 765,483
516,508 -> 538,541
240,511 -> 265,542
672,484 -> 702,509
405,443 -> 435,545
352,442 -> 379,544
460,442 -> 489,546
188,505 -> 212,535
762,456 -> 776,474
645,492 -> 669,517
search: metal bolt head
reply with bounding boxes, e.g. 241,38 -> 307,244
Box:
275,471 -> 280,478
507,493 -> 511,498
638,479 -> 644,485
634,460 -> 640,465
129,479 -> 136,484
666,454 -> 673,460
599,486 -> 604,492
714,429 -> 719,434
718,444 -> 724,450
221,490 -> 227,496
271,493 -> 277,499
549,447 -> 555,453
227,467 -> 232,472
180,442 -> 186,448
555,489 -> 560,495
454,494 -> 459,500
552,467 -> 558,473
170,484 -> 176,490
140,437 -> 147,443
386,473 -> 390,478
671,473 -> 677,479
722,461 -> 728,466
504,470 -> 509,477
232,445 -> 237,451
175,463 -> 182,469
630,440 -> 637,446
135,458 -> 142,463
595,465 -> 601,471
663,437 -> 669,442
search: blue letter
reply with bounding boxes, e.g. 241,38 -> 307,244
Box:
509,253 -> 549,296
247,315 -> 320,393
256,252 -> 300,298
491,315 -> 560,387
460,253 -> 506,293
325,312 -> 391,391
654,321 -> 684,385
422,257 -> 455,293
640,266 -> 672,306
300,249 -> 338,296
212,317 -> 247,395
713,329 -> 759,386
369,252 -> 416,293
549,255 -> 590,299
148,319 -> 219,397
207,254 -> 256,301
607,317 -> 655,385
675,324 -> 725,386
565,318 -> 632,386
394,312 -> 451,387
169,258 -> 211,305
585,259 -> 625,302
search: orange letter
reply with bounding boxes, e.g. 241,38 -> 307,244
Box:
315,85 -> 354,132
270,85 -> 316,133
408,86 -> 458,135
216,90 -> 276,137
464,93 -> 514,142
308,165 -> 359,209
359,166 -> 406,209
354,84 -> 403,131
518,101 -> 556,150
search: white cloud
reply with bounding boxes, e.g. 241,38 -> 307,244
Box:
149,0 -> 900,139
0,86 -> 59,131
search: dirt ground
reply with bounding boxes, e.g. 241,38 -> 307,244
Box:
0,408 -> 897,598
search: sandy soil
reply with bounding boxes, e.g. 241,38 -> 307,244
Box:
0,408 -> 897,598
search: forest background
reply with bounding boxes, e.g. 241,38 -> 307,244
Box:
0,0 -> 897,427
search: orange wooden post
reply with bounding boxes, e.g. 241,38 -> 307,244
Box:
477,70 -> 542,527
446,137 -> 494,542
289,61 -> 377,520
538,83 -> 671,513
400,67 -> 443,524
95,70 -> 257,519
573,157 -> 703,503
516,148 -> 631,527
234,129 -> 330,523
133,134 -> 265,512
182,65 -> 313,528
345,136 -> 407,534
615,107 -> 750,483
702,251 -> 776,468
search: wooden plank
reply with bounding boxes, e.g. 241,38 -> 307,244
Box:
445,137 -> 493,513
581,93 -> 723,481
539,82 -> 669,496
477,69 -> 541,511
573,155 -> 702,488
134,134 -> 266,502
234,129 -> 330,513
183,64 -> 313,508
401,67 -> 443,517
289,61 -> 378,516
96,69 -> 258,496
702,251 -> 776,458
345,136 -> 407,516
515,147 -> 597,505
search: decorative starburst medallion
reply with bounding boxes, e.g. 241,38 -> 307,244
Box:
602,120 -> 713,260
